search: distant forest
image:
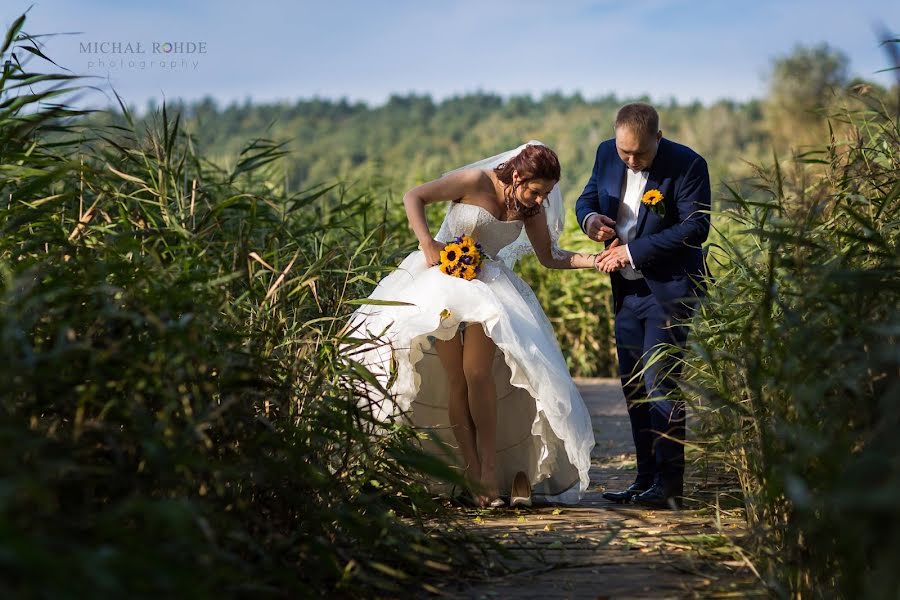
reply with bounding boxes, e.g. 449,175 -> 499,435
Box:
98,44 -> 894,217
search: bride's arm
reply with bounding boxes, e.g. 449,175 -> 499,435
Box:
524,210 -> 598,270
403,168 -> 485,265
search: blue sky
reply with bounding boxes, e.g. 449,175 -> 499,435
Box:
4,0 -> 899,110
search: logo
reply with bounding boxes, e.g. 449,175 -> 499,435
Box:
79,40 -> 208,73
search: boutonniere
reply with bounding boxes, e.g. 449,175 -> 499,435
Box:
641,189 -> 666,218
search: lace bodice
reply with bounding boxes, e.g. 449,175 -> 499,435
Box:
433,202 -> 525,260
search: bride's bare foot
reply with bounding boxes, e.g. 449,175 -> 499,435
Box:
461,462 -> 484,506
478,465 -> 501,507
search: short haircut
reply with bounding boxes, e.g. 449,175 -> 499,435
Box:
615,103 -> 660,138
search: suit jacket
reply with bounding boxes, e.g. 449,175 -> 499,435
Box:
575,138 -> 711,318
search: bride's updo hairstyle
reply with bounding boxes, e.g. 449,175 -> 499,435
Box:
493,144 -> 561,219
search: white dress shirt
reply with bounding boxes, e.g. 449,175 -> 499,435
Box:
581,167 -> 648,280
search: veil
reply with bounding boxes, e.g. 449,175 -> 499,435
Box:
439,140 -> 566,269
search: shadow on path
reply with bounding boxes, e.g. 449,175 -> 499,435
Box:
436,378 -> 764,599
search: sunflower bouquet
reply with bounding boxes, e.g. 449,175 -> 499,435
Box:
439,235 -> 483,281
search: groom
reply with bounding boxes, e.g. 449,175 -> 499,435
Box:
575,103 -> 711,509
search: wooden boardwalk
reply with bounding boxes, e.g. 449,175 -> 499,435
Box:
436,378 -> 764,599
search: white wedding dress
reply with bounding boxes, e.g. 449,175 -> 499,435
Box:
345,199 -> 596,505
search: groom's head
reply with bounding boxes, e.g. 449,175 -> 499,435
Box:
614,103 -> 662,172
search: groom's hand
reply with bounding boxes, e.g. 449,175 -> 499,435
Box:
586,214 -> 617,242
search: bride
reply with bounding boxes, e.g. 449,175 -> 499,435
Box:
344,141 -> 598,508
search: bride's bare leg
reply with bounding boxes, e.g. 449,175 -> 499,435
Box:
461,324 -> 500,503
434,333 -> 481,492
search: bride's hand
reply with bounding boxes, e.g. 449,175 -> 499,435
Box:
423,239 -> 445,267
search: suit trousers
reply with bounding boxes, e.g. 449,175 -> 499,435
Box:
613,277 -> 689,489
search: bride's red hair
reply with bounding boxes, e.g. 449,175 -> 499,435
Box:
493,143 -> 561,185
493,144 -> 560,218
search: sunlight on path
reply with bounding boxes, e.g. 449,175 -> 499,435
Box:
439,378 -> 764,599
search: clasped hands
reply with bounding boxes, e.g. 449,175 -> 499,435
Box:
586,214 -> 629,273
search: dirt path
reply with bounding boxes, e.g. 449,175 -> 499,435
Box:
437,378 -> 764,599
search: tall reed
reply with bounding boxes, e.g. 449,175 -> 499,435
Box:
680,57 -> 899,597
0,14 -> 493,598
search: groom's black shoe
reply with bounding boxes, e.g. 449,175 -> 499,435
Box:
633,483 -> 683,510
601,482 -> 649,504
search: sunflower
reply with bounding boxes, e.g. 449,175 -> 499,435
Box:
456,234 -> 481,258
458,265 -> 479,281
440,243 -> 463,266
641,189 -> 666,218
641,189 -> 664,206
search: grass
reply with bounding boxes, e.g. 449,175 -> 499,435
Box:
0,13 -> 505,598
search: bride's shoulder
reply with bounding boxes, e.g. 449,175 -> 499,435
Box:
412,167 -> 493,205
435,168 -> 496,203
444,167 -> 493,188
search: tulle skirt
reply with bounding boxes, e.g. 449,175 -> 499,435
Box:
345,251 -> 595,504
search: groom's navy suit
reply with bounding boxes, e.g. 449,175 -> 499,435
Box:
575,137 -> 711,491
